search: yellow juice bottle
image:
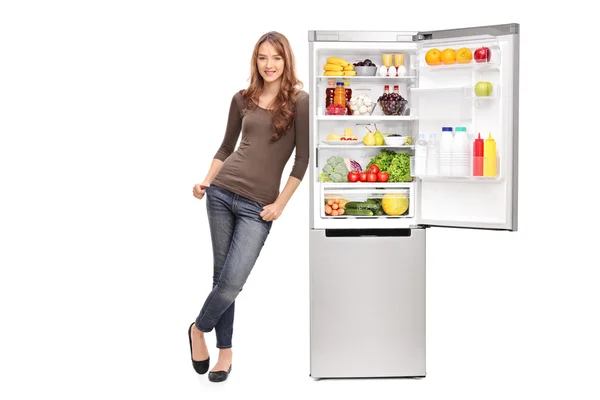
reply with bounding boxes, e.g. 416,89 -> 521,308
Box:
484,133 -> 497,177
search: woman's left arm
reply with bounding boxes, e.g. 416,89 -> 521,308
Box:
260,93 -> 309,222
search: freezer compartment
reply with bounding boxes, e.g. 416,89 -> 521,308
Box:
322,187 -> 412,219
309,228 -> 426,378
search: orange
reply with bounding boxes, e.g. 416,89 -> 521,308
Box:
425,48 -> 441,66
441,48 -> 456,64
456,47 -> 473,64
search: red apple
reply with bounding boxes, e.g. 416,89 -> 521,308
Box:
474,47 -> 491,63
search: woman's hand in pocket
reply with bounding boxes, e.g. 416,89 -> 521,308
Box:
192,184 -> 209,200
260,202 -> 284,222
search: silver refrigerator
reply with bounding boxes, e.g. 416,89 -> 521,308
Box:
308,24 -> 519,379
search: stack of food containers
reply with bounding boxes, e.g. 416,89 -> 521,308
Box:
451,127 -> 470,176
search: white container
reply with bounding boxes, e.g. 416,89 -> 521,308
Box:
426,132 -> 439,176
452,127 -> 470,176
439,127 -> 453,176
414,133 -> 428,176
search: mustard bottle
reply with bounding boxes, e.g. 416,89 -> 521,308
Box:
484,133 -> 497,177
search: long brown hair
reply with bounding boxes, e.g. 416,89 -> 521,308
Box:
242,31 -> 303,141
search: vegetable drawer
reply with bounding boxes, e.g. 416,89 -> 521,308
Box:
322,188 -> 412,218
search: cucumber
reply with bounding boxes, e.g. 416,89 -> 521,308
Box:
343,208 -> 374,216
344,201 -> 381,210
374,209 -> 385,216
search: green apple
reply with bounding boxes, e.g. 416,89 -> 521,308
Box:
474,81 -> 492,97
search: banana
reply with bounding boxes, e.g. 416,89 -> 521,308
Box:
343,71 -> 357,76
326,57 -> 349,67
323,63 -> 344,71
343,65 -> 354,71
323,71 -> 343,76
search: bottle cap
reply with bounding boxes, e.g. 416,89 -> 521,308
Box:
344,81 -> 350,86
394,85 -> 399,90
442,127 -> 453,132
455,127 -> 466,132
384,85 -> 389,90
336,82 -> 344,86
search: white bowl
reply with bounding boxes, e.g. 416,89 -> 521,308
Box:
384,135 -> 407,146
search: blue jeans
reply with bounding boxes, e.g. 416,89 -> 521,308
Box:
195,185 -> 272,348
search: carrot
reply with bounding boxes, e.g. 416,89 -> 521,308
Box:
325,205 -> 332,214
332,203 -> 339,210
338,208 -> 345,215
327,199 -> 334,206
331,210 -> 339,216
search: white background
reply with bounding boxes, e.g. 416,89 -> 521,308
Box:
1,1 -> 599,399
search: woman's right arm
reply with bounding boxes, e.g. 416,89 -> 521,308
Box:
193,93 -> 242,200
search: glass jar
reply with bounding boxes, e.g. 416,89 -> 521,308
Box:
344,81 -> 353,115
325,80 -> 335,108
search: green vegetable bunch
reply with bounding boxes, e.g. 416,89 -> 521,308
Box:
367,150 -> 413,182
319,156 -> 349,182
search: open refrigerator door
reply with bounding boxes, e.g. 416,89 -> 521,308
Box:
412,25 -> 519,231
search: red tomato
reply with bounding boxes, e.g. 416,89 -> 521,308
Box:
367,173 -> 378,182
340,137 -> 347,140
347,170 -> 359,182
377,171 -> 389,182
358,172 -> 368,182
369,164 -> 380,174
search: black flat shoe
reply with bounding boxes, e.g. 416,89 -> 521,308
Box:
208,365 -> 232,382
188,323 -> 209,374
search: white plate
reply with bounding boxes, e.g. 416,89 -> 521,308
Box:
322,140 -> 362,146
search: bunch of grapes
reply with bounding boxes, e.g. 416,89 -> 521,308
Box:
378,91 -> 408,115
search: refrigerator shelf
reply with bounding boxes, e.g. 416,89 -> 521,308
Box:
321,182 -> 414,189
419,60 -> 500,71
317,115 -> 417,122
317,75 -> 417,83
318,144 -> 415,149
416,176 -> 503,183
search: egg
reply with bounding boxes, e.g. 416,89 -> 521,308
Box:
359,105 -> 367,114
363,98 -> 372,107
378,65 -> 388,76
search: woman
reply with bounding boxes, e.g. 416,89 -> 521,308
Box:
188,31 -> 309,383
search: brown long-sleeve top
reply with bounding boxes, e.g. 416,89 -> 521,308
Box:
210,90 -> 309,206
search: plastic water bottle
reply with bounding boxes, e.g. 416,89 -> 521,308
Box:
439,127 -> 453,176
426,132 -> 439,176
414,133 -> 428,176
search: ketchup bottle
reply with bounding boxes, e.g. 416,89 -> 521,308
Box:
473,132 -> 484,176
